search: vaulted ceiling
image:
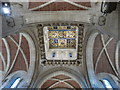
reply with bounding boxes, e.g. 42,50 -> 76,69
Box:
41,74 -> 81,89
29,0 -> 91,11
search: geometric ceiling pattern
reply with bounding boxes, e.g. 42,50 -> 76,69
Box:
38,23 -> 84,66
29,0 -> 91,11
41,74 -> 81,89
93,33 -> 120,78
48,26 -> 77,49
0,33 -> 30,79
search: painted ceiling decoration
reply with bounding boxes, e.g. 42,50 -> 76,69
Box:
37,23 -> 84,66
48,26 -> 77,49
44,26 -> 78,60
29,0 -> 91,11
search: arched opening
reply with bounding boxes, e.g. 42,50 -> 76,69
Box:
115,41 -> 120,75
0,32 -> 36,88
86,31 -> 103,88
86,30 -> 120,88
34,68 -> 88,89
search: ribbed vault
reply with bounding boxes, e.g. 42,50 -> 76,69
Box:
41,74 -> 82,89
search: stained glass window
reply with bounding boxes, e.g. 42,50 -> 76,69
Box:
10,78 -> 21,88
102,79 -> 113,89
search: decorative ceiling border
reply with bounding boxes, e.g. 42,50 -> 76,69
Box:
37,23 -> 84,66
